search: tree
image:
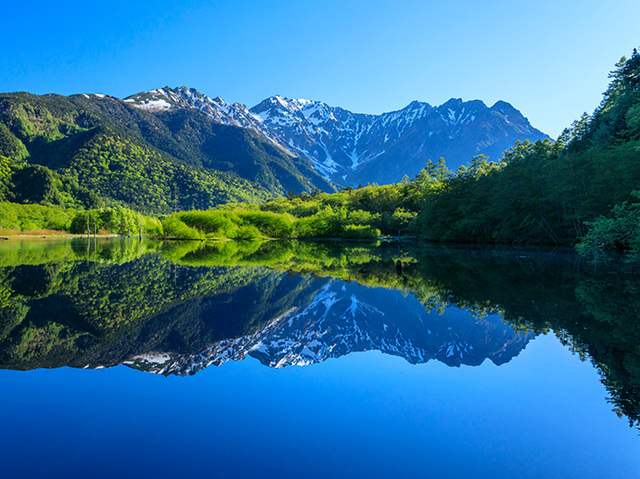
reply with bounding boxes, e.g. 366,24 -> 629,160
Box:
10,165 -> 59,204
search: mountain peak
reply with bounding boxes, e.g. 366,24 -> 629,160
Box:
406,99 -> 431,109
440,97 -> 464,108
490,100 -> 522,117
491,99 -> 515,110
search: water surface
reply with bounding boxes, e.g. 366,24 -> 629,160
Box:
0,238 -> 638,478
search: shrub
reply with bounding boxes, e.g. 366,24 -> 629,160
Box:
160,216 -> 202,240
343,224 -> 381,239
178,210 -> 238,237
232,224 -> 262,239
239,211 -> 294,238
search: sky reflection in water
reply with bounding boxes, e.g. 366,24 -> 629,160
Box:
1,334 -> 638,479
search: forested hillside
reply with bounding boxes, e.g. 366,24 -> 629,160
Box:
0,92 -> 334,216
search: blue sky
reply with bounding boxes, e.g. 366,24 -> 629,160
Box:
2,0 -> 639,138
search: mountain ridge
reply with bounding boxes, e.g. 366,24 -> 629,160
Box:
126,86 -> 549,185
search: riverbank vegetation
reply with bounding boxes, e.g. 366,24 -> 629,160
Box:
160,183 -> 415,240
0,202 -> 161,237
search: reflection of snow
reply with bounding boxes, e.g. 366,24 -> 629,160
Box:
136,281 -> 533,376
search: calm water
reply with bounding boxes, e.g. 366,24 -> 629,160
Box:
0,238 -> 638,478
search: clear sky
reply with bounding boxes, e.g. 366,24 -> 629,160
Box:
2,0 -> 639,138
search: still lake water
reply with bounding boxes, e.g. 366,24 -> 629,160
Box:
0,238 -> 638,478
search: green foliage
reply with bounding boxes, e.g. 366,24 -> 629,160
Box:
165,209 -> 297,240
0,156 -> 18,201
576,192 -> 640,261
61,127 -> 273,214
177,210 -> 239,237
10,165 -> 60,204
69,207 -> 163,236
161,215 -> 203,240
0,202 -> 76,231
160,181 -> 422,240
237,211 -> 295,238
0,123 -> 28,161
0,91 -> 334,213
343,224 -> 381,239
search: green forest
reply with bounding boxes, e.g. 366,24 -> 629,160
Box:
1,49 -> 639,260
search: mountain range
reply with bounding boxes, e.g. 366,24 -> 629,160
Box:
0,86 -> 548,212
126,86 -> 549,186
0,91 -> 335,212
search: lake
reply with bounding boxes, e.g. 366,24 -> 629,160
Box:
0,238 -> 638,478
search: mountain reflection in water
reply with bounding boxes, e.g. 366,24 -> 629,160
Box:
0,238 -> 638,428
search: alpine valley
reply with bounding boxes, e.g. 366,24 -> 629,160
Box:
0,86 -> 547,213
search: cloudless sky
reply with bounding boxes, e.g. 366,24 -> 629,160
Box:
2,0 -> 639,138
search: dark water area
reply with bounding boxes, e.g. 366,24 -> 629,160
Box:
0,238 -> 638,478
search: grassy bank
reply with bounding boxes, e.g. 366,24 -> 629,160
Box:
0,202 -> 162,237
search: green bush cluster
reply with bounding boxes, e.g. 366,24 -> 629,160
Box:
161,201 -> 388,240
163,209 -> 296,239
0,202 -> 77,231
69,206 -> 162,236
161,182 -> 417,240
576,192 -> 640,261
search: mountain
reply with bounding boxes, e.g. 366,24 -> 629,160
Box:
130,281 -> 533,375
126,87 -> 549,185
0,92 -> 335,213
0,85 -> 548,213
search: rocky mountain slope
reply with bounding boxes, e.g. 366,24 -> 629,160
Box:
127,87 -> 549,185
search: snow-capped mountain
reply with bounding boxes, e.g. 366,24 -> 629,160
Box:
125,86 -> 549,186
127,281 -> 533,376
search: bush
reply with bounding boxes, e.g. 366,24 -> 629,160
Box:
577,193 -> 640,261
0,202 -> 75,232
294,216 -> 330,238
232,224 -> 262,239
343,224 -> 381,239
239,211 -> 294,238
178,210 -> 239,237
161,216 -> 202,240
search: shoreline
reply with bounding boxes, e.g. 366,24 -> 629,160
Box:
0,233 -> 128,240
